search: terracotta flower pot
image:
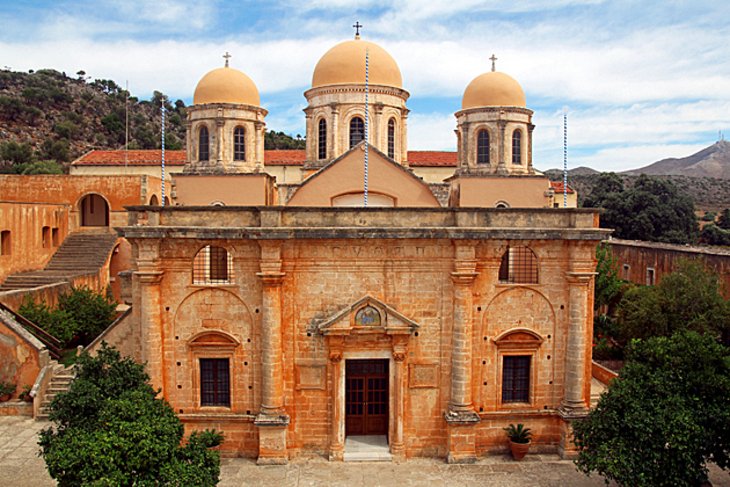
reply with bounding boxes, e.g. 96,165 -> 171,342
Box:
510,440 -> 530,461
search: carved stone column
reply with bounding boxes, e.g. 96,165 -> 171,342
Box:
255,121 -> 265,171
254,241 -> 289,465
400,109 -> 409,165
134,240 -> 164,393
445,241 -> 480,463
496,117 -> 507,174
215,109 -> 224,167
330,104 -> 340,159
304,110 -> 314,162
527,123 -> 535,173
558,271 -> 595,458
390,339 -> 407,460
374,103 -> 384,152
328,336 -> 345,461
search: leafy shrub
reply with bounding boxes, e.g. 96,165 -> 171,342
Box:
39,139 -> 70,162
0,140 -> 34,164
574,331 -> 730,487
20,160 -> 64,175
19,297 -> 77,346
58,286 -> 117,345
39,345 -> 223,486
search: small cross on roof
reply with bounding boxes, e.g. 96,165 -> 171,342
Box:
353,21 -> 363,38
490,54 -> 498,72
223,51 -> 232,67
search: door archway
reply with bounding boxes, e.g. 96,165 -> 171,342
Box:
79,194 -> 109,226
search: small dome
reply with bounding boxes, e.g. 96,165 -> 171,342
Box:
461,71 -> 526,109
193,66 -> 260,106
312,38 -> 402,89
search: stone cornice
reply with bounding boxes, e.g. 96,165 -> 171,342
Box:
304,83 -> 410,101
455,106 -> 534,118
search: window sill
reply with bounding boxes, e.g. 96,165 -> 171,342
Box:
189,283 -> 237,288
495,282 -> 540,287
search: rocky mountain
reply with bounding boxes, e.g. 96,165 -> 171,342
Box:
624,140 -> 730,179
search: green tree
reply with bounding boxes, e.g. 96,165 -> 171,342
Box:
616,260 -> 730,346
57,286 -> 117,345
584,174 -> 698,244
574,331 -> 730,487
39,345 -> 223,486
0,140 -> 34,164
18,298 -> 77,346
700,224 -> 730,246
594,242 -> 624,311
20,160 -> 64,175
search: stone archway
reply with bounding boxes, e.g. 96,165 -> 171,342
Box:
79,193 -> 109,226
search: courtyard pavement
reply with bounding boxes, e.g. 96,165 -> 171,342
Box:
1,416 -> 729,486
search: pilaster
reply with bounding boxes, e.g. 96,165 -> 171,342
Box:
134,239 -> 164,393
255,240 -> 289,465
445,241 -> 480,463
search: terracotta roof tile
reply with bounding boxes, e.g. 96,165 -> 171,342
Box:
407,151 -> 457,167
72,150 -> 186,166
550,181 -> 575,194
264,150 -> 307,165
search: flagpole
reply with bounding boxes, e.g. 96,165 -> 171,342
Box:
364,47 -> 369,207
161,100 -> 166,207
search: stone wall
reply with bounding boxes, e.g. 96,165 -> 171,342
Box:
0,202 -> 70,282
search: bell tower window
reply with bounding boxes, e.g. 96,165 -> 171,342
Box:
387,118 -> 396,159
233,127 -> 245,161
512,129 -> 522,164
349,116 -> 364,148
477,129 -> 490,164
318,119 -> 327,160
199,126 -> 210,162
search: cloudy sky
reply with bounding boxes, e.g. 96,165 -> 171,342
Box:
2,0 -> 728,171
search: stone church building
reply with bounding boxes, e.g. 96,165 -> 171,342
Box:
116,33 -> 606,464
1,31 -> 604,464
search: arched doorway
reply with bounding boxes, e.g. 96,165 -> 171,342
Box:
149,194 -> 159,206
79,194 -> 109,226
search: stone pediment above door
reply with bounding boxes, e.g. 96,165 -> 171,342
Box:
316,296 -> 419,337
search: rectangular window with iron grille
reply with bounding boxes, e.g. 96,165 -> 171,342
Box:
502,355 -> 530,403
200,358 -> 230,407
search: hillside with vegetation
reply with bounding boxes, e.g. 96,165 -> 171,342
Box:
0,68 -> 303,174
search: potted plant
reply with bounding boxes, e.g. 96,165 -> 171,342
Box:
504,423 -> 532,460
0,381 -> 15,402
18,385 -> 33,403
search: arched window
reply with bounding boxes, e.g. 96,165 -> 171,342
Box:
199,126 -> 210,162
512,130 -> 522,164
318,119 -> 327,160
233,127 -> 245,161
477,129 -> 490,164
498,246 -> 538,284
193,245 -> 233,284
349,116 -> 364,148
387,118 -> 396,159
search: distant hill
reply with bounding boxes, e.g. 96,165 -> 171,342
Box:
0,68 -> 302,171
623,140 -> 730,179
542,166 -> 599,178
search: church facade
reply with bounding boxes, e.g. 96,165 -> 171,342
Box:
115,32 -> 604,463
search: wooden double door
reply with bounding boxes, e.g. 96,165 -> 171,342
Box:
345,359 -> 389,436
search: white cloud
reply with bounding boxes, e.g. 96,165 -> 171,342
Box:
407,113 -> 457,151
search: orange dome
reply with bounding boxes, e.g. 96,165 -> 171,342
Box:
312,38 -> 402,89
461,71 -> 526,109
193,66 -> 260,106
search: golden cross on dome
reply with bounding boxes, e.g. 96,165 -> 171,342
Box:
353,21 -> 363,39
223,51 -> 231,67
490,53 -> 498,72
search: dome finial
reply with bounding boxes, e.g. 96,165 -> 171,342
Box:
353,21 -> 363,39
223,51 -> 231,68
490,53 -> 498,72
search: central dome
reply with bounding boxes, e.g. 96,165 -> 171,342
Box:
312,38 -> 402,89
193,66 -> 261,106
461,71 -> 526,109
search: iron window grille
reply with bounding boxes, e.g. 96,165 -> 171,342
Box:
498,246 -> 538,284
318,119 -> 327,160
200,358 -> 230,407
192,245 -> 233,285
387,118 -> 396,159
502,355 -> 530,403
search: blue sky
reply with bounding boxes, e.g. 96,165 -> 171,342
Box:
1,0 -> 729,171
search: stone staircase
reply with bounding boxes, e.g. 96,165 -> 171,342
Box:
36,365 -> 76,420
0,230 -> 118,292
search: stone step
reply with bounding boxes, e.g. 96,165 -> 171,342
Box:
343,436 -> 393,463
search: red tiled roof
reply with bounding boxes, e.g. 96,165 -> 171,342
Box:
72,150 -> 186,166
407,151 -> 457,167
264,150 -> 307,165
550,181 -> 575,194
72,149 -> 460,168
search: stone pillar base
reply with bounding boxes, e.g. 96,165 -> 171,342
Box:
328,445 -> 344,462
445,409 -> 480,464
557,406 -> 588,460
255,413 -> 290,465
